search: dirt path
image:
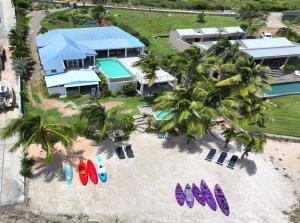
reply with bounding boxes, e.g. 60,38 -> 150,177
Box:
27,10 -> 80,117
266,12 -> 286,29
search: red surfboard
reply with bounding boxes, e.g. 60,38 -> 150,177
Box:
78,160 -> 88,185
87,159 -> 98,184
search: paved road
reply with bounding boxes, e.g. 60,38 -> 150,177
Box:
0,0 -> 24,206
266,12 -> 286,29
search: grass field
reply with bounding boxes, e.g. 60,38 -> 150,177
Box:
247,95 -> 300,137
41,8 -> 240,56
109,9 -> 240,56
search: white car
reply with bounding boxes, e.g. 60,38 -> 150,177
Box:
260,32 -> 273,39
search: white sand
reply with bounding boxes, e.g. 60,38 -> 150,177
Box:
28,133 -> 298,223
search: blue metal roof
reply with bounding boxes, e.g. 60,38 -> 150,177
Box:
36,26 -> 145,71
45,70 -> 100,88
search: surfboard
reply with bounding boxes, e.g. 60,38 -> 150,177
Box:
185,184 -> 194,208
201,179 -> 217,211
214,184 -> 230,216
175,183 -> 185,206
64,162 -> 73,185
87,159 -> 98,184
96,155 -> 107,182
191,183 -> 205,206
78,160 -> 88,185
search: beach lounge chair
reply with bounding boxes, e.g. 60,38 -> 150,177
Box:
205,148 -> 216,161
124,145 -> 134,158
115,146 -> 125,159
216,151 -> 228,165
227,155 -> 238,169
158,132 -> 165,139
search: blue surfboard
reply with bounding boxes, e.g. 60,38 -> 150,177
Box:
64,162 -> 73,185
96,155 -> 107,182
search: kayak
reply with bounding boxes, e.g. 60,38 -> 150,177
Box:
87,159 -> 98,184
214,184 -> 230,216
64,162 -> 73,185
175,183 -> 185,206
96,155 -> 107,182
78,160 -> 88,185
191,183 -> 205,206
185,184 -> 194,208
200,179 -> 217,211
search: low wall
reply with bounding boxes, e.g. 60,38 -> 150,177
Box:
48,86 -> 65,95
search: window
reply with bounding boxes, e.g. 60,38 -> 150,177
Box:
67,60 -> 78,68
50,69 -> 56,73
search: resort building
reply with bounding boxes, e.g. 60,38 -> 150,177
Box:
36,26 -> 145,76
45,70 -> 100,96
169,26 -> 245,52
37,27 -> 175,96
196,37 -> 300,68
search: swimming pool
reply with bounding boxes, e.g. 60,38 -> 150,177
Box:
154,110 -> 172,120
97,58 -> 132,79
264,82 -> 300,97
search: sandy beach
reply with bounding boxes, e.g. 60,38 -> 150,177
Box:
26,132 -> 299,223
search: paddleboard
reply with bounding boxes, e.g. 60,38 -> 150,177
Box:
87,159 -> 98,184
78,160 -> 88,185
185,184 -> 194,208
175,183 -> 185,206
214,184 -> 230,216
191,183 -> 205,206
96,155 -> 107,182
64,162 -> 73,185
201,179 -> 217,211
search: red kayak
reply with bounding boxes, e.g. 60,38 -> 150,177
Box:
87,159 -> 98,184
78,160 -> 88,185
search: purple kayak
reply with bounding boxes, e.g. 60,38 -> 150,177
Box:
214,184 -> 230,216
185,184 -> 194,208
191,183 -> 205,206
175,183 -> 185,206
200,180 -> 217,211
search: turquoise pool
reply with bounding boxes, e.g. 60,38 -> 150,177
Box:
97,58 -> 132,79
154,110 -> 172,120
264,82 -> 300,97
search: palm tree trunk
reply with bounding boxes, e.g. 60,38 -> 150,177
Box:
241,150 -> 248,159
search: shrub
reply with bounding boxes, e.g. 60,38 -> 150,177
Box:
111,113 -> 135,138
197,14 -> 206,23
282,64 -> 300,73
121,82 -> 137,96
98,73 -> 112,98
73,121 -> 95,139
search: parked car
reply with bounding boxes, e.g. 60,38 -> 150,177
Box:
260,32 -> 273,39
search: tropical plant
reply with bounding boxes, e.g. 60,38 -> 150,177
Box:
20,151 -> 34,178
92,3 -> 107,26
222,127 -> 237,148
197,14 -> 205,23
238,3 -> 268,37
234,132 -> 266,158
121,82 -> 137,96
0,114 -> 75,161
12,57 -> 31,80
134,51 -> 159,95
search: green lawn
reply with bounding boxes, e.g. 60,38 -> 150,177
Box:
247,95 -> 300,137
110,9 -> 240,56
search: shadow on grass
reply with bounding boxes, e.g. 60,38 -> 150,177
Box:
33,149 -> 85,182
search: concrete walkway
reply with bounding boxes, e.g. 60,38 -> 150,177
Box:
0,0 -> 24,206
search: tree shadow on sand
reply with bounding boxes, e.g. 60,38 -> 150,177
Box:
32,150 -> 85,182
96,139 -> 129,160
161,131 -> 228,154
237,158 -> 257,176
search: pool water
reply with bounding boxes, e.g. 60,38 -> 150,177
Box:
97,58 -> 132,79
264,82 -> 300,97
154,110 -> 172,120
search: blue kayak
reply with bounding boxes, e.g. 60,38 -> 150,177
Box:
96,155 -> 107,182
64,162 -> 73,185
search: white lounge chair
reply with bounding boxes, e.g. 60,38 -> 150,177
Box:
295,70 -> 300,77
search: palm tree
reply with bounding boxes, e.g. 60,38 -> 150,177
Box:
238,3 -> 268,37
223,127 -> 237,148
169,46 -> 205,86
92,3 -> 107,26
234,132 -> 266,158
0,114 -> 75,161
80,102 -> 118,140
134,51 -> 159,95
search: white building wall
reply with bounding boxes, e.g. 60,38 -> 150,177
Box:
169,30 -> 192,52
108,80 -> 136,94
48,86 -> 65,96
